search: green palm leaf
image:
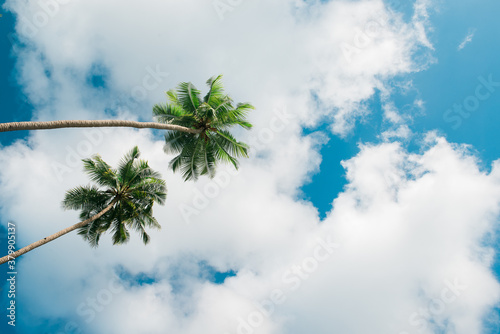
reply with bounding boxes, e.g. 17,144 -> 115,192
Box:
177,82 -> 201,114
153,103 -> 189,123
204,74 -> 225,106
164,131 -> 195,155
213,130 -> 249,158
82,156 -> 117,188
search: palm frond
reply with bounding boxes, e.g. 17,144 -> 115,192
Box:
82,156 -> 117,188
212,96 -> 234,115
62,186 -> 109,211
168,154 -> 183,174
77,218 -> 106,248
204,74 -> 225,105
130,179 -> 167,205
213,102 -> 254,130
140,214 -> 161,230
201,141 -> 217,178
195,103 -> 217,122
166,89 -> 180,105
167,138 -> 208,181
111,219 -> 130,245
164,131 -> 196,155
117,146 -> 140,186
183,139 -> 205,181
152,103 -> 190,124
177,82 -> 201,114
213,130 -> 249,158
134,160 -> 163,182
140,230 -> 151,244
210,134 -> 239,169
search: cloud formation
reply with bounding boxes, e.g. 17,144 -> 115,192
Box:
1,0 -> 499,333
458,28 -> 476,51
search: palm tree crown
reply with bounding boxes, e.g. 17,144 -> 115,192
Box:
153,74 -> 254,181
62,146 -> 167,246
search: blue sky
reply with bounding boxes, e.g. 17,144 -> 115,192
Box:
303,0 -> 500,218
0,8 -> 32,145
0,0 -> 500,333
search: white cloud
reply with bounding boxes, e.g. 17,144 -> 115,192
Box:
5,0 -> 434,135
381,124 -> 412,141
2,129 -> 499,334
1,0 -> 499,334
458,28 -> 476,51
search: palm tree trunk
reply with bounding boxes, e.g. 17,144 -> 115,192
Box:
0,120 -> 202,134
0,198 -> 119,265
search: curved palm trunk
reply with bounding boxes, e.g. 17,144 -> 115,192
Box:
0,198 -> 118,265
0,120 -> 202,134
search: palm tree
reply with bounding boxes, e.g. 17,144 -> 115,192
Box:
0,75 -> 252,140
153,74 -> 254,181
0,146 -> 166,265
0,75 -> 254,180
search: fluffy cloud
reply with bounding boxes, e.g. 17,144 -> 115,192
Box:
2,129 -> 499,334
6,0 -> 433,133
1,0 -> 499,333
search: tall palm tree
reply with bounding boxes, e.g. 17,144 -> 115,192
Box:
153,74 -> 254,181
0,75 -> 254,180
0,75 -> 252,139
0,146 -> 166,265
